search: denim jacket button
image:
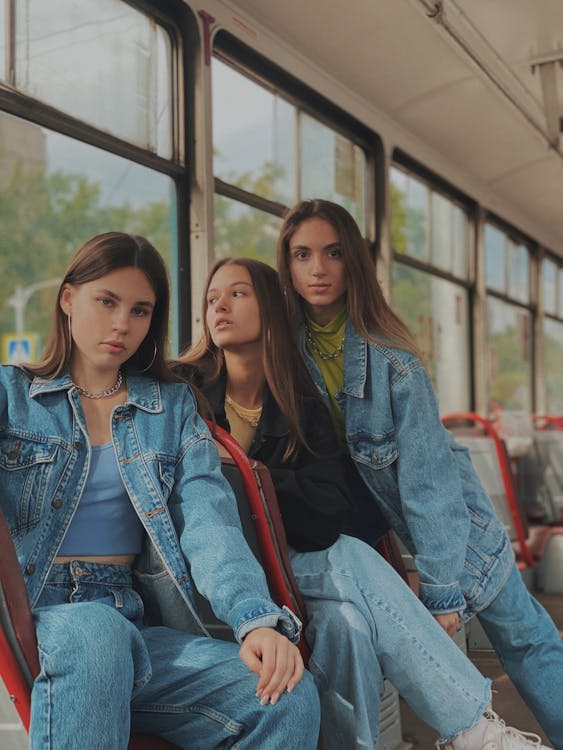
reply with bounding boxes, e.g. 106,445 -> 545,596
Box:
73,441 -> 82,451
51,498 -> 63,509
25,562 -> 36,575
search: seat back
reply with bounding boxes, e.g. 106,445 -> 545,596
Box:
202,421 -> 310,662
442,412 -> 535,568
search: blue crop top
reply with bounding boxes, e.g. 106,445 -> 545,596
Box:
58,442 -> 144,556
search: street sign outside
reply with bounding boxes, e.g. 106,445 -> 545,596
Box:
2,334 -> 36,365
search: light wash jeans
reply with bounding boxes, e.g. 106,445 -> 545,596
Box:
31,561 -> 320,750
476,564 -> 563,749
290,535 -> 490,750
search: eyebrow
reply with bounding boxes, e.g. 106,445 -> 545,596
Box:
96,288 -> 155,310
290,241 -> 341,250
207,281 -> 254,294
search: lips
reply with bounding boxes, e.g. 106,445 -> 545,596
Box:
214,318 -> 232,329
102,340 -> 125,352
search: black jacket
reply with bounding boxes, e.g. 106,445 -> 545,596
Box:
175,364 -> 357,551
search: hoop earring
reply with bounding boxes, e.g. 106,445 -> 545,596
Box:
138,339 -> 157,373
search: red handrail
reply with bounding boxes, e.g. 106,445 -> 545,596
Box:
441,412 -> 535,567
532,414 -> 563,430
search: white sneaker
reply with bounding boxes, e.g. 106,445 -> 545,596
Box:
437,711 -> 552,749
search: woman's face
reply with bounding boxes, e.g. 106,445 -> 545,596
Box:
206,264 -> 262,352
60,266 -> 155,377
287,217 -> 347,325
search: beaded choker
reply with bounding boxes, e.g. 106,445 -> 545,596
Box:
225,393 -> 262,427
71,370 -> 123,399
305,325 -> 345,361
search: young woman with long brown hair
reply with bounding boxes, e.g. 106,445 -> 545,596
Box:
0,232 -> 319,750
277,198 -> 563,749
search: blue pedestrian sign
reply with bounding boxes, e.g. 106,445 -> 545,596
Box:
2,334 -> 36,364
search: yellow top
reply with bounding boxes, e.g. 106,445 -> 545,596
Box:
225,397 -> 261,453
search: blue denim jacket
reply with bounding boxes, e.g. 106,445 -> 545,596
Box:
0,366 -> 300,643
299,321 -> 514,617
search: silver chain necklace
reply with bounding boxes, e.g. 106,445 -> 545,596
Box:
71,370 -> 123,399
305,325 -> 345,361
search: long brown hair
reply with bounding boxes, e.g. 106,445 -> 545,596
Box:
276,199 -> 420,356
177,257 -> 321,459
26,232 -> 177,381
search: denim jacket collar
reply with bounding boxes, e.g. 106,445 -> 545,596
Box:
29,369 -> 163,413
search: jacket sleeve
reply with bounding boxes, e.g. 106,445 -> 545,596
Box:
168,389 -> 300,643
268,399 -> 355,552
391,362 -> 471,614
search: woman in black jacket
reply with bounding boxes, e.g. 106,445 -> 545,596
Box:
174,257 -> 547,750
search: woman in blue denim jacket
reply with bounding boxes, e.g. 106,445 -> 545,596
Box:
0,232 -> 319,750
276,200 -> 563,749
176,256 -> 551,750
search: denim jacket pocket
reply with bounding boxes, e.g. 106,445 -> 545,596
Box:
0,432 -> 59,533
348,432 -> 399,470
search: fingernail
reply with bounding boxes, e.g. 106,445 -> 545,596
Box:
286,684 -> 294,693
260,694 -> 269,706
270,693 -> 280,705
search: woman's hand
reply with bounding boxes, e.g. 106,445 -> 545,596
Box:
433,611 -> 461,637
239,627 -> 305,705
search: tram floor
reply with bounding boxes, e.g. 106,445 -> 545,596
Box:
399,592 -> 563,748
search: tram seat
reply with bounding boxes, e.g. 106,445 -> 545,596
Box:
527,418 -> 563,525
442,413 -> 563,594
198,421 -> 310,661
0,506 -> 181,750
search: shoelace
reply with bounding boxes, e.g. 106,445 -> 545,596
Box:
434,712 -> 544,750
483,711 -> 543,748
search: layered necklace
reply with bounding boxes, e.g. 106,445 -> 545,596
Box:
71,370 -> 123,399
225,393 -> 262,427
305,324 -> 345,361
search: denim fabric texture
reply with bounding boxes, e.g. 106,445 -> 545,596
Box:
0,366 -> 318,748
290,535 -> 491,749
0,366 -> 300,642
300,321 -> 563,747
31,561 -> 319,749
299,320 -> 514,616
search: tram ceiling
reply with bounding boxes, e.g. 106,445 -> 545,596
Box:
227,0 -> 563,256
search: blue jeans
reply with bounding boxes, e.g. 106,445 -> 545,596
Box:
31,561 -> 320,750
290,536 -> 490,750
477,564 -> 563,749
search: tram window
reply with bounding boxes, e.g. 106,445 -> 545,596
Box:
508,242 -> 530,305
542,257 -> 557,315
0,110 -> 177,364
300,113 -> 366,230
391,168 -> 429,262
431,192 -> 469,278
391,263 -> 471,413
559,268 -> 563,316
212,59 -> 295,206
212,53 -> 368,240
213,194 -> 282,265
0,0 -> 6,82
485,222 -> 530,304
486,297 -> 532,412
544,318 -> 563,414
485,224 -> 505,292
12,0 -> 172,156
